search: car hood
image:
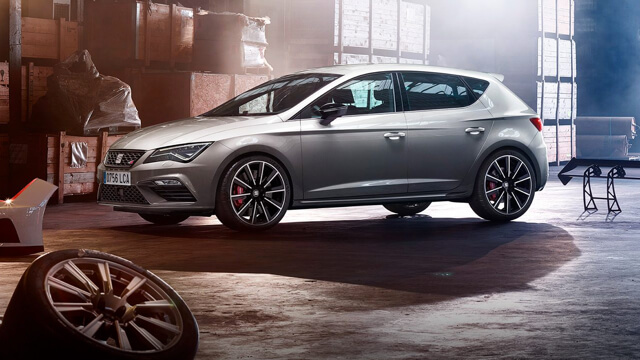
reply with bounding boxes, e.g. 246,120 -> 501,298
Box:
111,115 -> 282,150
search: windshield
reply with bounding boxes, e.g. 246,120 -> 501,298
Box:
203,73 -> 342,117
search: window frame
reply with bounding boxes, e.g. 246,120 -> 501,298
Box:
397,71 -> 485,112
295,71 -> 402,120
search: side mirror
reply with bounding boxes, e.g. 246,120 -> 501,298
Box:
317,103 -> 348,126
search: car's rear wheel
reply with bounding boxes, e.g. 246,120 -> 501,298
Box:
383,202 -> 431,216
215,155 -> 291,231
139,213 -> 190,225
469,149 -> 536,222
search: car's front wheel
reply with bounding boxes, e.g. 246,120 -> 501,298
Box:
215,155 -> 291,231
139,213 -> 190,225
469,149 -> 536,222
383,202 -> 431,216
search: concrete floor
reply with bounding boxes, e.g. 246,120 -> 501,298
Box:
2,167 -> 640,359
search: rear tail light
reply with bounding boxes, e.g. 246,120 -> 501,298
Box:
530,117 -> 543,132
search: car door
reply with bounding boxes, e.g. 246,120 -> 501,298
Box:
400,72 -> 494,193
300,72 -> 408,199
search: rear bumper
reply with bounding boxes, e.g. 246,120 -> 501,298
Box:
530,132 -> 549,190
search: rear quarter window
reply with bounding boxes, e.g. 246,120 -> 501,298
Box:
462,76 -> 490,99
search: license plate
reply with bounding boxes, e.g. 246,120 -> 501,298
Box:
104,171 -> 131,186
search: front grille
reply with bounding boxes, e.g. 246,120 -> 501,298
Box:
150,185 -> 197,202
99,185 -> 149,204
104,150 -> 145,168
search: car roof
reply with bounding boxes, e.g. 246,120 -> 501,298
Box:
296,63 -> 500,82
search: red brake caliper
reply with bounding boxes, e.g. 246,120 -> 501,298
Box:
233,186 -> 245,207
488,171 -> 498,201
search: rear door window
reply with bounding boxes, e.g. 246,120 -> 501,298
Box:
400,72 -> 474,111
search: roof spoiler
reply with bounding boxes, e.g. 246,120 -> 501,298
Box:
489,73 -> 504,82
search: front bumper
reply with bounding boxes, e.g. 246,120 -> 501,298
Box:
97,145 -> 226,215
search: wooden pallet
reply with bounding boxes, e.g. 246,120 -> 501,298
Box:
9,131 -> 123,204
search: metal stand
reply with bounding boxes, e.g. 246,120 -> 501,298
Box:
583,165 -> 601,211
559,158 -> 640,216
582,164 -> 625,213
606,165 -> 625,213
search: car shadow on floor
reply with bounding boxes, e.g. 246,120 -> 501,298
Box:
51,216 -> 579,300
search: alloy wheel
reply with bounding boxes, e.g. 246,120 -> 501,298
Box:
45,256 -> 184,352
484,155 -> 533,215
229,160 -> 287,225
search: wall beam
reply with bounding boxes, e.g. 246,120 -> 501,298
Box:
9,0 -> 22,131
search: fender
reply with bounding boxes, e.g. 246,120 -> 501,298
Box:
456,139 -> 544,197
209,143 -> 303,206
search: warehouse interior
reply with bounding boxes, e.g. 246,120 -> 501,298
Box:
1,0 -> 640,359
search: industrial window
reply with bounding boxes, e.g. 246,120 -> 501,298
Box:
400,72 -> 473,111
462,76 -> 490,99
305,73 -> 396,118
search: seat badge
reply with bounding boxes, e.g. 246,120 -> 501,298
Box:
115,153 -> 124,164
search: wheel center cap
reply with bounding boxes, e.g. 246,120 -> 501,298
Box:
252,189 -> 260,197
503,182 -> 510,189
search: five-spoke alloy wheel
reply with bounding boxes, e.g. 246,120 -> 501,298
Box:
470,150 -> 536,222
215,156 -> 291,231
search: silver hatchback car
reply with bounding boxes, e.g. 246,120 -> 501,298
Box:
98,64 -> 548,231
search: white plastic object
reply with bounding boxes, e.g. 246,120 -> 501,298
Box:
0,179 -> 58,256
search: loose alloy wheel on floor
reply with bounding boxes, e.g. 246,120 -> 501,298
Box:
0,249 -> 199,360
139,213 -> 190,225
469,150 -> 536,222
215,156 -> 291,231
383,202 -> 431,216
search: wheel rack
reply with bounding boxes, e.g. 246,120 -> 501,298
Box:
558,158 -> 640,213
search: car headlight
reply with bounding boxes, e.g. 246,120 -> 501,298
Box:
144,142 -> 212,164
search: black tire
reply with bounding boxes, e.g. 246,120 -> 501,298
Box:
215,155 -> 291,231
383,202 -> 431,216
139,213 -> 190,225
0,249 -> 199,360
469,149 -> 537,222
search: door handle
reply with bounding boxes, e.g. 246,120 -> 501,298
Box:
384,132 -> 406,140
465,127 -> 485,135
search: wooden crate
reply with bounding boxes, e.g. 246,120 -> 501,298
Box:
48,131 -> 124,203
192,12 -> 270,74
9,131 -> 123,203
21,17 -> 78,61
85,1 -> 194,71
132,72 -> 269,127
0,62 -> 53,124
136,3 -> 194,66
